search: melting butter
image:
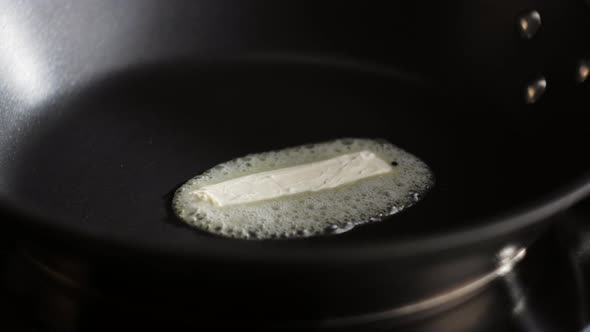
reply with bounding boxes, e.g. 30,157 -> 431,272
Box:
194,151 -> 392,207
173,138 -> 433,240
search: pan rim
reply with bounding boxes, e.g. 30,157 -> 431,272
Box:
2,170 -> 590,264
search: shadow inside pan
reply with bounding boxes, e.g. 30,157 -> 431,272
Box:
3,56 -> 589,256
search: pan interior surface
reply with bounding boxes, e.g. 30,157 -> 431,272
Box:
1,58 -> 588,257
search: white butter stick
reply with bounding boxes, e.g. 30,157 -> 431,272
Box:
193,151 -> 392,207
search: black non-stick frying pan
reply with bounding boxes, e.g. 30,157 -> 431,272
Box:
1,0 -> 590,329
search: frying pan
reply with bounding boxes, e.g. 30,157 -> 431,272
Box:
1,0 -> 590,329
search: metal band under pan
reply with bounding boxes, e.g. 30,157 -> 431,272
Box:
316,246 -> 527,328
21,246 -> 527,328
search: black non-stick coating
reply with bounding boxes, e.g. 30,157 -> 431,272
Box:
2,1 -> 590,326
1,57 -> 589,262
1,0 -> 590,265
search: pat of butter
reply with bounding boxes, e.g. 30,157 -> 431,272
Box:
193,150 -> 392,207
